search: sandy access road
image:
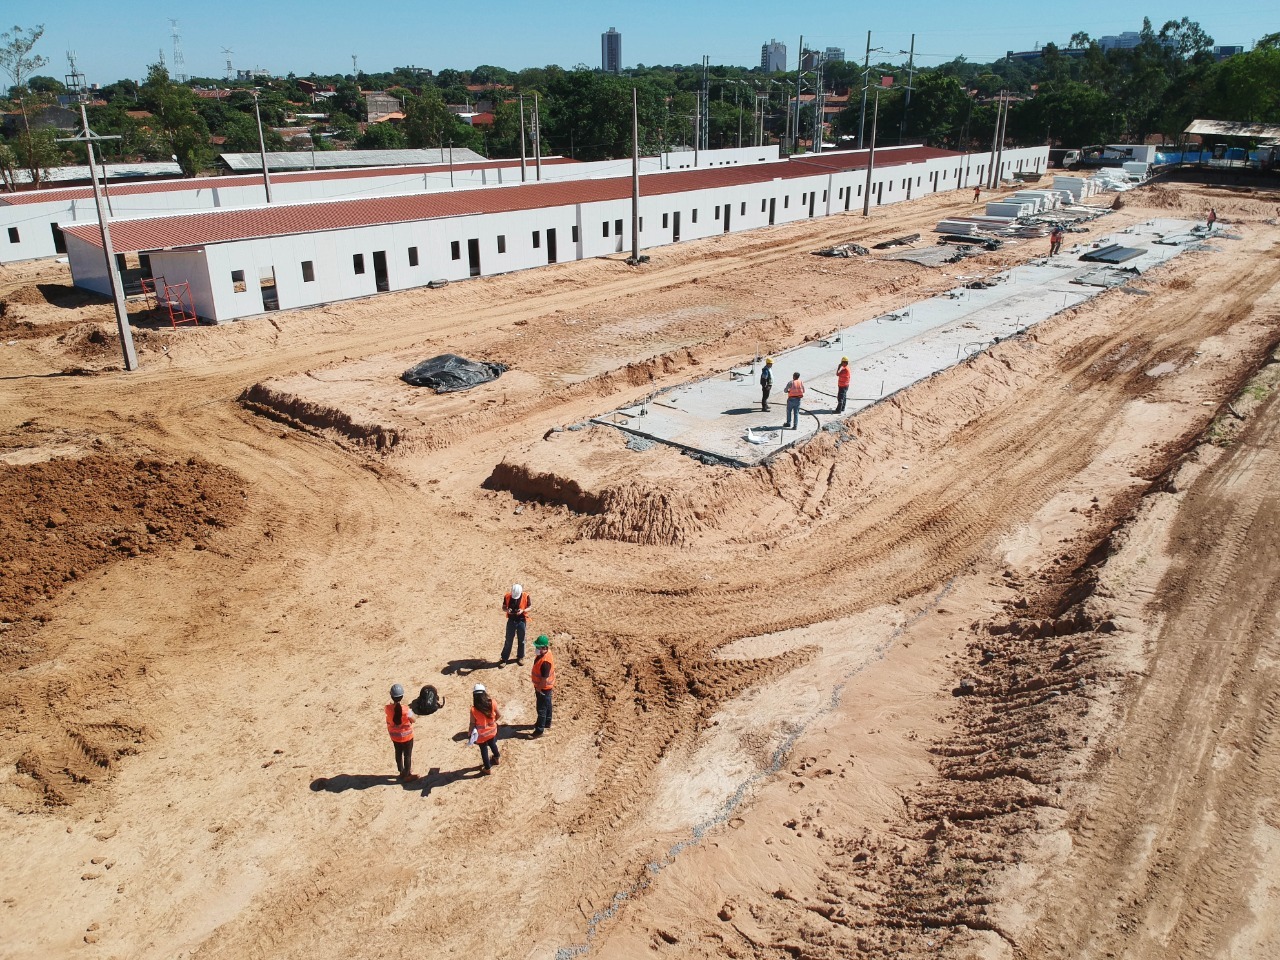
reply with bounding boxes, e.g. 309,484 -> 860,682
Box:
1,179 -> 1279,960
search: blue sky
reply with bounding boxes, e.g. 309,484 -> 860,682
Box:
19,2 -> 1275,87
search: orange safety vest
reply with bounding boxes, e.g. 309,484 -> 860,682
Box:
470,703 -> 499,743
785,378 -> 805,399
504,592 -> 530,619
531,649 -> 556,692
836,365 -> 851,388
385,703 -> 414,743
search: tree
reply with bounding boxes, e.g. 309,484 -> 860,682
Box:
0,24 -> 48,96
140,64 -> 213,175
355,122 -> 406,149
1,24 -> 55,187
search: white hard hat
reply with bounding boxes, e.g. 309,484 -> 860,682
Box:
511,583 -> 523,599
473,683 -> 487,693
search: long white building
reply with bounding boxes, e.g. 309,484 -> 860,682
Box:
1,146 -> 780,266
62,144 -> 1048,325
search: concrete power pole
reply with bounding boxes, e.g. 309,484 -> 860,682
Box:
533,92 -> 542,180
857,31 -> 871,150
794,34 -> 804,153
899,34 -> 916,145
993,92 -> 1009,187
862,92 -> 880,217
61,105 -> 138,371
518,95 -> 527,182
631,87 -> 641,263
252,90 -> 273,203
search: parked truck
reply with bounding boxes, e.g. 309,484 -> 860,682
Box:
1048,148 -> 1082,170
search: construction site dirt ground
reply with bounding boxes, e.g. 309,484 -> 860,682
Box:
2,178 -> 1279,960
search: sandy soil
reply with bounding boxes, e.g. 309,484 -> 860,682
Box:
1,178 -> 1278,960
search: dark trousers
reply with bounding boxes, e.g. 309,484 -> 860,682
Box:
761,385 -> 771,411
478,737 -> 500,769
535,688 -> 553,730
502,617 -> 526,661
836,386 -> 848,412
786,396 -> 801,429
393,739 -> 413,777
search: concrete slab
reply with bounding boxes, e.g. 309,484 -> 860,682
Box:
590,219 -> 1201,466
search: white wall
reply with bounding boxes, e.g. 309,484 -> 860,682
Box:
135,146 -> 1044,323
0,146 -> 779,265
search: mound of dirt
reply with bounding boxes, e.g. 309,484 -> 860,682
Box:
0,451 -> 245,624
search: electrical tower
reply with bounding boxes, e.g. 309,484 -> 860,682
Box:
169,19 -> 186,83
222,48 -> 234,81
351,54 -> 359,79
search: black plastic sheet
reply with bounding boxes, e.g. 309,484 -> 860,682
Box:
401,354 -> 508,392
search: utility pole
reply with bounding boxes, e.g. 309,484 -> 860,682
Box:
993,92 -> 1009,187
812,53 -> 825,154
518,95 -> 527,182
862,92 -> 880,217
693,97 -> 700,166
631,87 -> 641,263
701,55 -> 710,152
252,90 -> 273,203
736,84 -> 742,148
986,92 -> 1003,188
899,34 -> 916,145
857,31 -> 871,150
794,34 -> 804,153
533,92 -> 542,180
60,104 -> 138,371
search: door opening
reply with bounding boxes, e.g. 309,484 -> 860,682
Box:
467,239 -> 481,277
672,211 -> 681,242
723,205 -> 731,233
373,250 -> 389,292
547,228 -> 558,264
768,198 -> 776,225
259,266 -> 279,311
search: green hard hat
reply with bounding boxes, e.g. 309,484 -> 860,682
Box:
534,635 -> 550,648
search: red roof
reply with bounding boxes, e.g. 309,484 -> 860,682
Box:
0,156 -> 578,206
62,147 -> 957,254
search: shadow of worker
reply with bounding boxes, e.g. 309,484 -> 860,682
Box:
414,764 -> 486,796
441,658 -> 498,676
310,773 -> 403,793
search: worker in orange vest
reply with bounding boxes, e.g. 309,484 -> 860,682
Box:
531,635 -> 555,736
501,583 -> 531,666
385,683 -> 418,781
835,356 -> 852,413
784,372 -> 805,430
469,683 -> 502,774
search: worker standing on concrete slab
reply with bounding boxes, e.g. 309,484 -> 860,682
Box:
785,372 -> 805,430
530,635 -> 555,736
501,583 -> 531,666
1049,226 -> 1064,256
835,357 -> 852,413
385,683 -> 418,782
760,357 -> 774,412
469,683 -> 502,774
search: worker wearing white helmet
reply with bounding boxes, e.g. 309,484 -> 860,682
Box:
501,583 -> 532,666
384,683 -> 418,782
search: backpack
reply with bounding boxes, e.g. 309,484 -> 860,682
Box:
411,685 -> 444,716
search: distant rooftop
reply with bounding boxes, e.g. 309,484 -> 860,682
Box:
219,147 -> 487,172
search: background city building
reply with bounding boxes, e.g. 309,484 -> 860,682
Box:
761,39 -> 787,73
602,28 -> 622,74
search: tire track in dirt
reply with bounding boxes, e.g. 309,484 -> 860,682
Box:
1019,387 -> 1280,960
